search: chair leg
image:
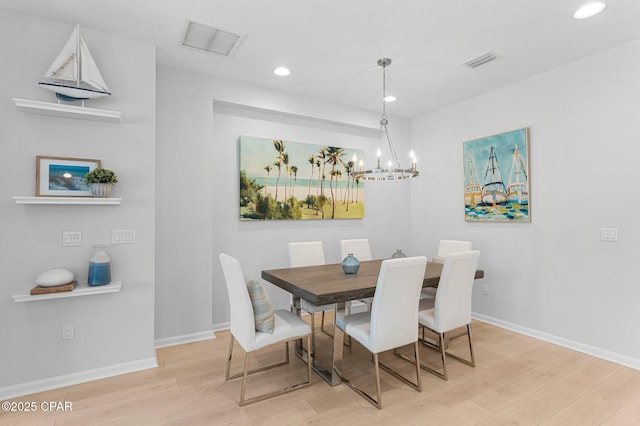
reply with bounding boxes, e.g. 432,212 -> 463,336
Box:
438,332 -> 448,380
225,333 -> 235,380
387,342 -> 422,392
444,324 -> 476,368
239,351 -> 251,405
228,334 -> 312,406
417,329 -> 449,380
418,324 -> 475,380
335,349 -> 383,409
226,336 -> 290,381
335,337 -> 422,410
373,353 -> 382,409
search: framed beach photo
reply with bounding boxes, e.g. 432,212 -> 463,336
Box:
36,156 -> 101,197
239,136 -> 365,220
463,128 -> 530,222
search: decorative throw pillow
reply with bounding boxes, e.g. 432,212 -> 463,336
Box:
246,279 -> 275,334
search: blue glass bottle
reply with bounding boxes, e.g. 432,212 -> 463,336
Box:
391,249 -> 407,259
88,244 -> 111,286
341,253 -> 360,274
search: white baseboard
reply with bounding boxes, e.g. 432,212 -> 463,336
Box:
212,322 -> 230,333
154,330 -> 216,349
472,312 -> 640,371
0,357 -> 158,401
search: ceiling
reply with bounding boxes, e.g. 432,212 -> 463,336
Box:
3,0 -> 640,118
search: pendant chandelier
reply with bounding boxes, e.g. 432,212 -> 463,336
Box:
350,58 -> 419,181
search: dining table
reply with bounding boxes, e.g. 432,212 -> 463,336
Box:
261,259 -> 484,386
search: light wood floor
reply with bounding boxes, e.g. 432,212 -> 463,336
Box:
2,317 -> 640,425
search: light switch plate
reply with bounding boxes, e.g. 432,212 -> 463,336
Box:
600,227 -> 619,242
112,229 -> 136,244
62,232 -> 82,247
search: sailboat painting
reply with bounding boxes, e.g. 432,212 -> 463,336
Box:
463,128 -> 530,222
38,25 -> 111,102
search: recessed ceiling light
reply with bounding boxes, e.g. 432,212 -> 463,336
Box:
384,95 -> 397,103
273,67 -> 291,76
573,2 -> 606,19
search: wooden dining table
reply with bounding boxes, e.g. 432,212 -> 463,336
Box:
262,259 -> 484,385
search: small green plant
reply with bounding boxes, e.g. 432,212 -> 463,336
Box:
84,168 -> 118,185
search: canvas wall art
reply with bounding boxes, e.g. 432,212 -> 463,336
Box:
239,136 -> 365,220
463,128 -> 530,222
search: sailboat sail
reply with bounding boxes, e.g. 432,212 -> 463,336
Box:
507,145 -> 529,204
464,153 -> 482,207
481,146 -> 507,205
39,25 -> 111,101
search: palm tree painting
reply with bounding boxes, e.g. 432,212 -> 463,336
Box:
239,135 -> 365,220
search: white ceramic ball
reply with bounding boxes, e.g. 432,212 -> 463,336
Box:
35,268 -> 74,287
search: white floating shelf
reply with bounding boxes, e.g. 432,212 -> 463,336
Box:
13,98 -> 121,123
13,196 -> 121,205
13,281 -> 122,303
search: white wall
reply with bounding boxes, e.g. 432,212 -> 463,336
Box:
411,39 -> 640,367
156,66 -> 415,333
0,10 -> 157,397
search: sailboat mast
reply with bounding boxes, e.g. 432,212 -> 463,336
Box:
75,24 -> 80,87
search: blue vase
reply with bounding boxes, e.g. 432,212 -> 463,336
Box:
391,249 -> 407,259
342,253 -> 360,274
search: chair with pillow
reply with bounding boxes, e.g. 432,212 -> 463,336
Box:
219,253 -> 312,406
288,241 -> 336,350
339,239 -> 374,314
421,239 -> 473,300
333,256 -> 427,409
418,250 -> 480,380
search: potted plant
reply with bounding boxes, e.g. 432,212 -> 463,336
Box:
84,168 -> 118,198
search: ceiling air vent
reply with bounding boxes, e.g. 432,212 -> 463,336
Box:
464,51 -> 498,69
181,20 -> 244,57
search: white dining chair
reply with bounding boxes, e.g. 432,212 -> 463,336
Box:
333,256 -> 427,409
418,250 -> 480,380
340,239 -> 373,314
432,239 -> 473,263
421,239 -> 473,300
288,241 -> 337,349
219,253 -> 312,406
339,238 -> 372,261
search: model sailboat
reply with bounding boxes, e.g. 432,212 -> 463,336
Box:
38,25 -> 111,102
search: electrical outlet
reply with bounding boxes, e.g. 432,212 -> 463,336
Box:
482,283 -> 490,295
62,324 -> 74,341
